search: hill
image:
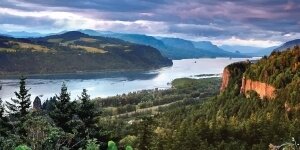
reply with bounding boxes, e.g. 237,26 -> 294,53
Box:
220,45 -> 278,56
0,31 -> 45,38
92,46 -> 300,149
274,39 -> 300,52
80,29 -> 247,59
0,31 -> 172,76
141,44 -> 300,149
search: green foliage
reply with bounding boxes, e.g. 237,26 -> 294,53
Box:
6,76 -> 31,117
224,61 -> 251,95
85,139 -> 100,150
97,78 -> 220,116
107,140 -> 118,150
0,98 -> 4,118
125,145 -> 133,150
15,145 -> 32,150
245,46 -> 300,88
50,82 -> 75,132
137,117 -> 155,150
119,135 -> 137,148
0,78 -> 112,149
77,89 -> 99,129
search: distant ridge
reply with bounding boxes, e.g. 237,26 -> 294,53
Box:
80,29 -> 248,59
274,39 -> 300,52
0,31 -> 172,76
220,45 -> 278,56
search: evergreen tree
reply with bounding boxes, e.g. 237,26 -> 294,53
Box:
50,82 -> 75,132
0,99 -> 4,119
6,76 -> 31,117
77,89 -> 106,146
137,117 -> 155,150
0,98 -> 9,135
77,89 -> 98,129
32,96 -> 42,111
42,97 -> 57,111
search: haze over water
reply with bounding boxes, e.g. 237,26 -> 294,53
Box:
0,58 -> 257,102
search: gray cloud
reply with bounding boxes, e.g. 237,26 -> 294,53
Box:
0,0 -> 300,46
0,15 -> 57,27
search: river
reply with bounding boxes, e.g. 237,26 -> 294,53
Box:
0,58 -> 258,102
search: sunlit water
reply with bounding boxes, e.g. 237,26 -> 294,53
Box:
0,58 -> 258,102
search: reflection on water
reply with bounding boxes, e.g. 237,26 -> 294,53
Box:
0,58 -> 258,102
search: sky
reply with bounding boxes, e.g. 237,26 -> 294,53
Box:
0,0 -> 299,47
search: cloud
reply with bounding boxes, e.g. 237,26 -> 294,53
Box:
0,0 -> 299,47
213,36 -> 282,48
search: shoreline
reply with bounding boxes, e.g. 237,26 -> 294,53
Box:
0,57 -> 260,79
0,66 -> 170,79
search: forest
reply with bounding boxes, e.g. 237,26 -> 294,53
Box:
0,76 -> 221,150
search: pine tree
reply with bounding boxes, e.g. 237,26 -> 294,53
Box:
33,96 -> 42,111
78,89 -> 97,128
42,96 -> 57,111
0,99 -> 4,119
6,76 -> 31,117
0,98 -> 11,137
50,82 -> 75,132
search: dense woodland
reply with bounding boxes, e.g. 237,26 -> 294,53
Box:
0,31 -> 172,77
245,46 -> 300,88
1,46 -> 300,149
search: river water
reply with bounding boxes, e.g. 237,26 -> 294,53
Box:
0,58 -> 258,102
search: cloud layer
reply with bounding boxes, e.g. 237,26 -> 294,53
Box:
0,0 -> 299,47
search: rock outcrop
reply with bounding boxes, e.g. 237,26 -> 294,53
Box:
240,77 -> 276,99
33,96 -> 42,111
220,61 -> 276,99
220,61 -> 251,93
220,68 -> 231,92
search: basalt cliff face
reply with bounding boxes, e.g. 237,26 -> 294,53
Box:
220,68 -> 230,92
220,61 -> 251,93
240,77 -> 276,99
220,61 -> 276,99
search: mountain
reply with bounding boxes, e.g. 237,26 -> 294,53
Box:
0,31 -> 172,76
220,45 -> 278,56
274,39 -> 300,52
159,37 -> 210,58
193,41 -> 221,52
80,30 -> 172,57
80,29 -> 247,59
160,38 -> 247,59
193,41 -> 243,56
220,45 -> 263,53
251,46 -> 278,56
1,31 -> 45,38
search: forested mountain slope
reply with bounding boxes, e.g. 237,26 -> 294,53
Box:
120,45 -> 300,149
0,31 -> 172,76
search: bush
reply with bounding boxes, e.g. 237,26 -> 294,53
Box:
15,145 -> 31,150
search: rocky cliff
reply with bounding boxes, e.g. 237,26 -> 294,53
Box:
220,61 -> 251,93
240,77 -> 276,99
220,68 -> 230,92
220,61 -> 276,99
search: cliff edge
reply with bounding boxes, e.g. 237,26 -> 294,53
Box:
240,77 -> 276,99
220,60 -> 276,99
